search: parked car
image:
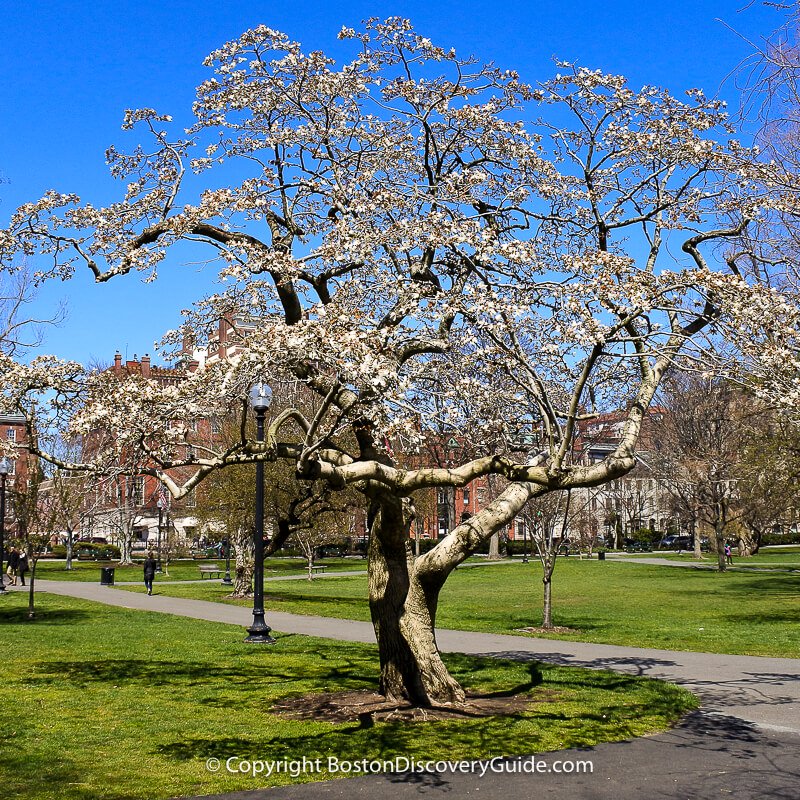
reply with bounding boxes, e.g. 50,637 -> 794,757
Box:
623,538 -> 653,552
658,535 -> 693,550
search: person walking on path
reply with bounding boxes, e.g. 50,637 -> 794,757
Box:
725,542 -> 733,565
143,552 -> 157,595
6,547 -> 19,586
17,551 -> 28,586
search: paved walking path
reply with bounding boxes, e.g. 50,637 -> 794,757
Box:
606,553 -> 800,572
21,579 -> 800,800
29,578 -> 800,733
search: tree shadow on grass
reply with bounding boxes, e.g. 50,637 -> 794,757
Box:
29,655 -> 381,693
267,591 -> 367,611
710,574 -> 800,598
0,607 -> 91,625
155,711 -> 541,765
468,650 -> 679,677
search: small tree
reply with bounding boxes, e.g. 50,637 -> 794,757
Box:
522,491 -> 571,630
652,374 -> 757,571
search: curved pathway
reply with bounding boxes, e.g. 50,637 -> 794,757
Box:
23,579 -> 800,799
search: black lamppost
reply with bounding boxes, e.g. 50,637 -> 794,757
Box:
0,458 -> 8,595
222,537 -> 232,586
156,497 -> 164,574
245,381 -> 276,644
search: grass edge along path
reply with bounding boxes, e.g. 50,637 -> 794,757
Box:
0,591 -> 697,800
113,558 -> 800,659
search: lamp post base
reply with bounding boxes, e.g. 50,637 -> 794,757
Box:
222,575 -> 233,586
245,615 -> 276,644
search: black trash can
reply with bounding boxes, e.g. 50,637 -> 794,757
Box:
598,551 -> 606,561
100,567 -> 115,586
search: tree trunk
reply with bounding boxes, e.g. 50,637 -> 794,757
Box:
736,529 -> 757,557
692,519 -> 703,559
118,529 -> 135,566
306,550 -> 315,581
28,561 -> 37,620
542,575 -> 553,629
713,521 -> 727,572
488,532 -> 500,560
360,465 -> 540,707
367,492 -> 465,706
65,527 -> 74,570
231,528 -> 254,598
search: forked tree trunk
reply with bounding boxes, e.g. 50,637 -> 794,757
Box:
367,492 -> 465,706
737,529 -> 757,557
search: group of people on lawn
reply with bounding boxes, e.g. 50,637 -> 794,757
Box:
5,547 -> 28,586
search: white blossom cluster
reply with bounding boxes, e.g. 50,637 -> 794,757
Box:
0,18 -> 793,496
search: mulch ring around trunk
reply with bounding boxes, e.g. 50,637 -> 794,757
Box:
270,690 -> 550,723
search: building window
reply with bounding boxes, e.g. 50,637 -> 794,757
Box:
463,487 -> 470,505
186,489 -> 196,508
132,477 -> 145,506
6,429 -> 16,442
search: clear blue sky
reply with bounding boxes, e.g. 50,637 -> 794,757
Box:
0,0 -> 781,366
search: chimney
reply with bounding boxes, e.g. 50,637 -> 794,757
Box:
114,352 -> 122,375
141,354 -> 151,378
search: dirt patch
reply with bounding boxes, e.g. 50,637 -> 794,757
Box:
271,690 -> 545,723
516,625 -> 581,635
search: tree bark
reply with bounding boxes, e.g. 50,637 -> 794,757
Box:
65,527 -> 74,570
367,491 -> 465,705
366,476 -> 544,706
542,575 -> 553,629
231,527 -> 254,598
713,521 -> 727,572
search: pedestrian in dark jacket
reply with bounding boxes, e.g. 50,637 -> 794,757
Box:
143,552 -> 157,595
6,547 -> 20,586
17,551 -> 28,586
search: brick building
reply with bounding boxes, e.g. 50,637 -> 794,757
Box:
0,412 -> 31,541
82,353 -> 213,549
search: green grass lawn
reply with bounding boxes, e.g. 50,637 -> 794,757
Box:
32,557 -> 366,583
120,557 -> 800,658
0,591 -> 695,800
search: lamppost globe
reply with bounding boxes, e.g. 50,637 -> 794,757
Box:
248,382 -> 273,411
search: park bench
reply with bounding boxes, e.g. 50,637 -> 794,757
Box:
199,565 -> 224,579
310,564 -> 327,574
